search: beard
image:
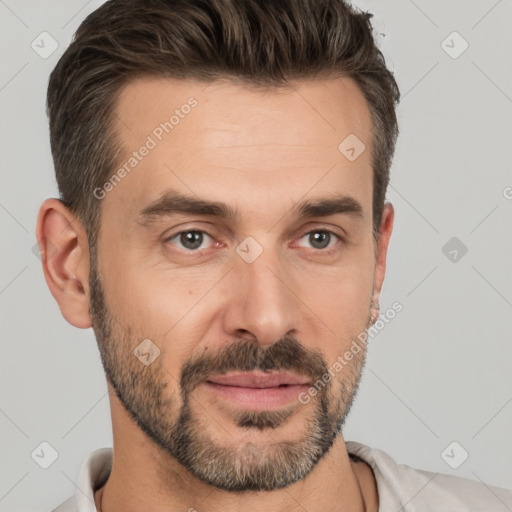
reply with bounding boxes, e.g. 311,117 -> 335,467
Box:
89,255 -> 371,492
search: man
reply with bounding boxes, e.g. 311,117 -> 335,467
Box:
36,0 -> 511,511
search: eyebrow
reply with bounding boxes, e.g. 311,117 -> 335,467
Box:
136,189 -> 364,227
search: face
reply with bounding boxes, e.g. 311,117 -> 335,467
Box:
89,77 -> 389,491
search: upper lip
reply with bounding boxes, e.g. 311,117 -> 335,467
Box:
206,371 -> 310,388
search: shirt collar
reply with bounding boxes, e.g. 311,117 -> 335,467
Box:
74,447 -> 112,512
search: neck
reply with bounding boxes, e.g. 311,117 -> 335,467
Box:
95,440 -> 378,512
94,394 -> 378,512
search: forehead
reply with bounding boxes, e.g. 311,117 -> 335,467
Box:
106,76 -> 374,223
114,75 -> 372,148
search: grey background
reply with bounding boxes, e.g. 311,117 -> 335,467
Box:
1,0 -> 511,510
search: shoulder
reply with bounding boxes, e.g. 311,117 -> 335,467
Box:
346,440 -> 512,511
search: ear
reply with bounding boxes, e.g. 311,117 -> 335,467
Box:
370,202 -> 394,323
35,198 -> 92,329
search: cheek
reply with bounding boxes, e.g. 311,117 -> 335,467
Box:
306,261 -> 374,354
103,263 -> 213,355
112,272 -> 188,335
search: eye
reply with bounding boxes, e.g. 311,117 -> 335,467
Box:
297,229 -> 341,251
166,230 -> 215,251
165,228 -> 342,254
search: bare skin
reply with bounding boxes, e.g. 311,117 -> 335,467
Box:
37,76 -> 392,512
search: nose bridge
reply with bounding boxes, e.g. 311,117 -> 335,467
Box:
224,241 -> 297,345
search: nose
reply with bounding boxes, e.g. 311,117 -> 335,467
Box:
221,248 -> 298,347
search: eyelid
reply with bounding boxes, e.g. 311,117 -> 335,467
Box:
300,226 -> 344,240
162,222 -> 216,241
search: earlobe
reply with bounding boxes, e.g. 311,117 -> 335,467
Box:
36,199 -> 92,329
370,202 -> 394,323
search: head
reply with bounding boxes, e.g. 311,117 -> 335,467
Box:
38,0 -> 399,493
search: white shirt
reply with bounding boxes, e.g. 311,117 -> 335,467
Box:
52,441 -> 512,511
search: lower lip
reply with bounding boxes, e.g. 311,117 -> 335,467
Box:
203,382 -> 310,409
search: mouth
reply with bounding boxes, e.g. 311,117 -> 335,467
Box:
203,371 -> 311,410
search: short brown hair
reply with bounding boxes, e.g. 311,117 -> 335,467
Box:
47,0 -> 400,251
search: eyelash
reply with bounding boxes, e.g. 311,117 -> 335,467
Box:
164,228 -> 343,255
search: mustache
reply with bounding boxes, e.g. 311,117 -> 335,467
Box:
180,334 -> 329,394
